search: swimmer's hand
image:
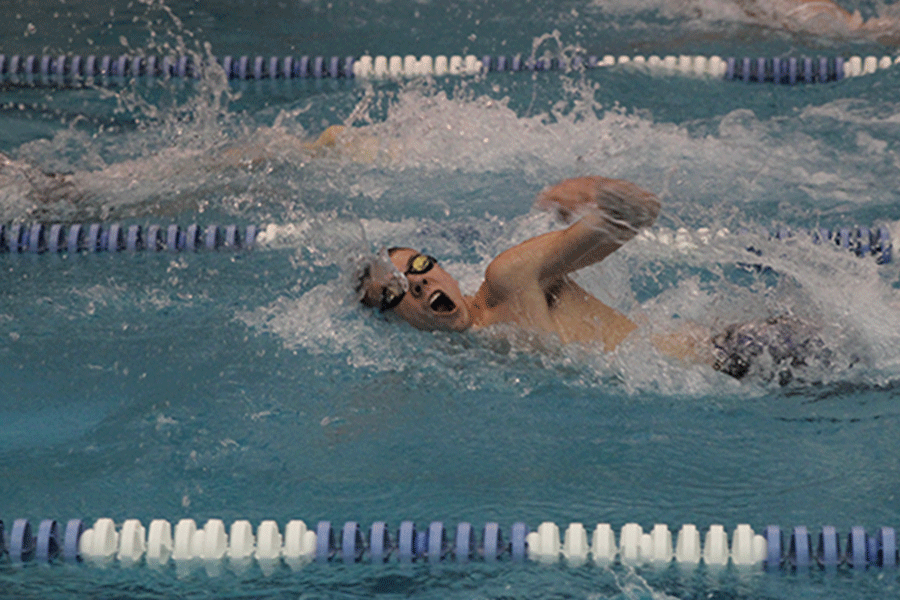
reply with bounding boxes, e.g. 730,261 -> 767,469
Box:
302,125 -> 346,152
304,124 -> 387,163
535,176 -> 660,234
210,124 -> 348,170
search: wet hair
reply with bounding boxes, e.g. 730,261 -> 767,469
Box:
356,247 -> 414,308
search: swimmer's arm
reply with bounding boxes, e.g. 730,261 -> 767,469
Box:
210,125 -> 348,169
532,176 -> 660,276
481,177 -> 659,302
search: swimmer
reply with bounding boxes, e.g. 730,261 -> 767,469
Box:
357,176 -> 832,383
359,177 -> 657,350
683,0 -> 900,44
0,124 -> 353,221
735,0 -> 900,42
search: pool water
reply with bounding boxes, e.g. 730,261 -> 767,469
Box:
1,0 -> 900,598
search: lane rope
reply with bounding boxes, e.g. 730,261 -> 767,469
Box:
0,52 -> 896,86
2,517 -> 896,572
0,222 -> 890,264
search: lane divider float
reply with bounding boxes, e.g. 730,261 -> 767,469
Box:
1,517 -> 896,573
0,223 -> 257,253
638,224 -> 893,264
0,52 -> 896,86
0,222 -> 889,265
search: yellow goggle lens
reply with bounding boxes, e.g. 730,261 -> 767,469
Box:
409,254 -> 435,274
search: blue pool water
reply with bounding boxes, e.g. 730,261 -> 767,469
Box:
1,1 -> 900,598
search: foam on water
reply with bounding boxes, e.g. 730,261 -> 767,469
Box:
6,61 -> 900,222
244,215 -> 900,397
3,49 -> 888,396
216,75 -> 900,395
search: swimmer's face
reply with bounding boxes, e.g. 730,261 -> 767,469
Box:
366,248 -> 472,332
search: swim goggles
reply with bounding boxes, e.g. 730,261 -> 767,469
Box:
380,253 -> 438,311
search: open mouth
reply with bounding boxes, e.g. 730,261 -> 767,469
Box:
429,290 -> 457,313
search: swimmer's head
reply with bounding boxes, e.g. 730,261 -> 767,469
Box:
356,248 -> 409,311
357,247 -> 472,332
